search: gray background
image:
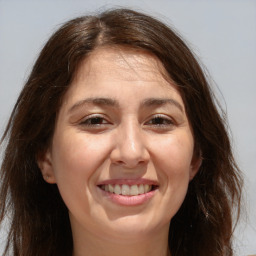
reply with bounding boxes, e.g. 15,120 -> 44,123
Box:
0,0 -> 255,255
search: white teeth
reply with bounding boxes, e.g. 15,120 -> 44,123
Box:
121,184 -> 130,195
144,184 -> 152,193
144,184 -> 149,193
114,184 -> 121,194
102,184 -> 155,196
138,184 -> 144,194
130,185 -> 139,196
109,184 -> 114,193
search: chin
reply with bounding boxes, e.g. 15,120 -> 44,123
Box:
98,213 -> 169,239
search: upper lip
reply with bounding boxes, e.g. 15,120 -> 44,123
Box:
97,178 -> 159,186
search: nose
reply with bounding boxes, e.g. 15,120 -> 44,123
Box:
110,121 -> 150,168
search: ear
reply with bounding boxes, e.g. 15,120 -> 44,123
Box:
37,149 -> 56,184
189,152 -> 202,181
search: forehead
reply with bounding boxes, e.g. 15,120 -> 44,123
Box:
73,47 -> 174,87
60,47 -> 185,112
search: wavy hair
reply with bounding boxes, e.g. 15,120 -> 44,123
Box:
0,8 -> 242,256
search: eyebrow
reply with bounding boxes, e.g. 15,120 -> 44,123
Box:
68,97 -> 119,113
68,97 -> 183,113
141,98 -> 184,113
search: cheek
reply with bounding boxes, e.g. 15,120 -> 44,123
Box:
150,132 -> 194,215
152,132 -> 194,175
52,132 -> 110,178
49,131 -> 115,226
50,131 -> 112,207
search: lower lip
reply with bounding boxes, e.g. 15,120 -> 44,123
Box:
99,188 -> 157,206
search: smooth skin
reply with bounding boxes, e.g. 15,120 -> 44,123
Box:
38,47 -> 201,256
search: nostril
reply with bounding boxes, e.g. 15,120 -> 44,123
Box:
115,160 -> 125,165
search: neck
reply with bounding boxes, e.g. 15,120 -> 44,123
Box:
72,224 -> 171,256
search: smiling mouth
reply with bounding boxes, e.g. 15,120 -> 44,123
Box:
98,184 -> 158,196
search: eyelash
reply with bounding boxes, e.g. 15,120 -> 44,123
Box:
79,115 -> 110,127
145,114 -> 174,127
79,114 -> 175,130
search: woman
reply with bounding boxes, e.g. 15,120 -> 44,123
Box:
0,8 -> 242,256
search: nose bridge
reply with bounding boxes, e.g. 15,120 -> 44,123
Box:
122,119 -> 142,153
111,118 -> 149,167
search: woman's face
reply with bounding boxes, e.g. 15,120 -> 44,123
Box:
39,47 -> 200,241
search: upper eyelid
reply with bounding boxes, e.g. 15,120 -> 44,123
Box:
82,113 -> 172,120
145,114 -> 174,122
143,116 -> 176,128
80,113 -> 106,119
79,114 -> 110,124
77,113 -> 175,125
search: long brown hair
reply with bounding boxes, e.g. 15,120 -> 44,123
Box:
0,8 -> 242,256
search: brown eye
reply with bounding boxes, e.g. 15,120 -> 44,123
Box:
146,115 -> 174,126
80,115 -> 109,127
83,117 -> 105,125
